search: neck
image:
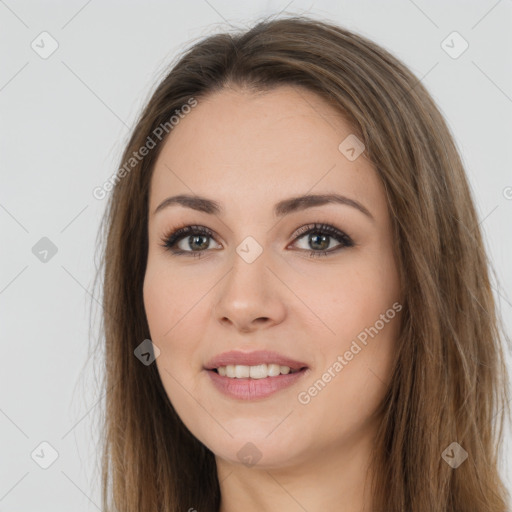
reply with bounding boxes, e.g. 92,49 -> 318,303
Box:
216,431 -> 377,512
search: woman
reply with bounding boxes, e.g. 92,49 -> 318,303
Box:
95,15 -> 510,512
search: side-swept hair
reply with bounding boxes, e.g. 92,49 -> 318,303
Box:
93,15 -> 510,511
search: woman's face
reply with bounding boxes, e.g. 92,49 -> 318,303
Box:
143,85 -> 402,469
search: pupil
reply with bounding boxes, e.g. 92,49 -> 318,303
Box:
188,233 -> 330,251
310,233 -> 329,250
190,235 -> 209,251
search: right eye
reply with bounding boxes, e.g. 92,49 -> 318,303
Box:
160,225 -> 222,257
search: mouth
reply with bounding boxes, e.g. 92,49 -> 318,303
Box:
208,363 -> 307,379
204,349 -> 308,373
203,350 -> 310,400
205,363 -> 309,400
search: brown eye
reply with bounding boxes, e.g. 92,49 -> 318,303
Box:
291,223 -> 354,257
160,225 -> 221,258
160,222 -> 354,259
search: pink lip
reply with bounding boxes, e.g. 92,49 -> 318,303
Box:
204,350 -> 308,371
206,367 -> 309,400
203,350 -> 310,401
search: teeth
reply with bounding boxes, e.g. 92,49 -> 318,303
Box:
216,364 -> 298,379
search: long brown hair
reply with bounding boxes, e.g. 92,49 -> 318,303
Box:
92,14 -> 511,511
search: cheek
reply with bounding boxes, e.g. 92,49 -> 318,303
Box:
312,258 -> 400,342
143,265 -> 194,384
306,251 -> 400,390
143,261 -> 198,337
143,267 -> 206,416
297,269 -> 399,437
143,265 -> 201,377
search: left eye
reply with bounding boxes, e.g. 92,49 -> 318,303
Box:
289,223 -> 354,257
160,223 -> 354,258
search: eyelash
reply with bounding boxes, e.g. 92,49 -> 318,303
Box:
159,222 -> 354,259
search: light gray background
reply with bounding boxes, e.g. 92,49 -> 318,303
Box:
1,0 -> 511,510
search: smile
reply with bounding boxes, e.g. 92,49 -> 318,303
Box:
206,366 -> 309,400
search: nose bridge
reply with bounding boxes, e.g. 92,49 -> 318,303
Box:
225,234 -> 272,298
213,233 -> 287,330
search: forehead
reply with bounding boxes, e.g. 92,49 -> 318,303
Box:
149,85 -> 384,220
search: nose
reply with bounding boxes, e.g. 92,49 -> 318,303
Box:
213,249 -> 287,333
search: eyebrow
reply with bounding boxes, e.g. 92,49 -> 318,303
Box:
153,193 -> 374,221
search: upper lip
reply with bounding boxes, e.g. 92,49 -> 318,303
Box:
204,350 -> 308,371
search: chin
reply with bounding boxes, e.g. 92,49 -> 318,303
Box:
207,432 -> 307,470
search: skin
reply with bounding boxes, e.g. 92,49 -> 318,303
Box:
143,85 -> 402,512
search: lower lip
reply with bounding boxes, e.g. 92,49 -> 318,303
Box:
206,368 -> 308,400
